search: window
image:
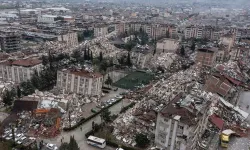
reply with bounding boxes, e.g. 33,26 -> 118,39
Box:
178,125 -> 184,130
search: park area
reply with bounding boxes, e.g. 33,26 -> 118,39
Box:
113,71 -> 154,90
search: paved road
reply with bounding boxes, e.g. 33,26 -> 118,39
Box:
44,92 -> 130,150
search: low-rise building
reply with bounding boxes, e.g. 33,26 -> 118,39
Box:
56,69 -> 103,96
0,58 -> 43,83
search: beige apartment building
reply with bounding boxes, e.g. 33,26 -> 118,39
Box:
0,58 -> 43,83
94,25 -> 108,37
56,69 -> 103,96
156,38 -> 179,53
57,32 -> 78,47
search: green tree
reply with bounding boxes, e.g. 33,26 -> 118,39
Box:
90,51 -> 93,62
127,52 -> 132,67
17,86 -> 21,98
2,90 -> 14,106
99,51 -> 103,62
31,70 -> 41,90
105,75 -> 113,87
191,41 -> 196,51
180,45 -> 185,56
100,109 -> 111,123
77,32 -> 84,42
68,136 -> 80,150
71,49 -> 82,62
135,133 -> 150,148
20,80 -> 35,96
166,29 -> 170,38
59,136 -> 79,150
59,143 -> 69,150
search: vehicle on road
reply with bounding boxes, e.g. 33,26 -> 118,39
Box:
87,135 -> 106,148
220,129 -> 235,148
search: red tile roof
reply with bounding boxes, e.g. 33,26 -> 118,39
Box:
204,74 -> 232,97
160,94 -> 197,126
12,58 -> 42,67
0,58 -> 42,67
209,114 -> 224,130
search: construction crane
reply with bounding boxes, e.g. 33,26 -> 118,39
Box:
15,1 -> 22,22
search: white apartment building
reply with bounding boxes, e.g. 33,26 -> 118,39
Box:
56,69 -> 103,96
37,15 -> 57,24
155,94 -> 210,150
115,22 -> 178,39
57,32 -> 78,47
0,58 -> 43,83
156,38 -> 179,53
94,26 -> 108,37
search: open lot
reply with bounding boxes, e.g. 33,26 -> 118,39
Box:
113,71 -> 154,90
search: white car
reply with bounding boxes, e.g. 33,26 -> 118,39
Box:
116,148 -> 124,150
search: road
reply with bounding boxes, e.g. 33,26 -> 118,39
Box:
44,90 -> 130,150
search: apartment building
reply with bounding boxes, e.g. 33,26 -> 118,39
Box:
156,38 -> 179,53
195,48 -> 217,67
0,58 -> 43,83
94,25 -> 108,37
0,30 -> 21,52
115,22 -> 178,39
155,94 -> 211,150
57,32 -> 78,47
184,26 -> 221,40
56,69 -> 103,96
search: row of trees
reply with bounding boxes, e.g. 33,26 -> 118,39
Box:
59,136 -> 80,150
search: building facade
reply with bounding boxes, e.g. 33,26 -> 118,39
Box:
156,38 -> 179,53
94,26 -> 108,37
57,32 -> 78,47
115,22 -> 178,39
56,69 -> 103,96
0,58 -> 43,83
195,48 -> 217,67
184,25 -> 221,40
0,30 -> 21,52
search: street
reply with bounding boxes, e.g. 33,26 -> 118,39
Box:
43,89 -> 130,150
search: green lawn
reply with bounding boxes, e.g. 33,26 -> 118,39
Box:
113,71 -> 154,90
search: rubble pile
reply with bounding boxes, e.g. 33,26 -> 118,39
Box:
112,66 -> 203,146
215,61 -> 249,83
149,53 -> 177,70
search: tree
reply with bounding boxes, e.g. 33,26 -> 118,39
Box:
90,51 -> 93,62
71,49 -> 82,62
166,29 -> 170,38
126,52 -> 132,67
99,51 -> 103,62
69,136 -> 80,150
20,80 -> 35,96
59,136 -> 79,150
2,90 -> 14,106
191,41 -> 196,51
17,86 -> 21,98
105,75 -> 113,87
180,45 -> 185,56
100,109 -> 111,123
31,70 -> 41,90
59,143 -> 69,150
87,48 -> 90,60
135,133 -> 150,148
